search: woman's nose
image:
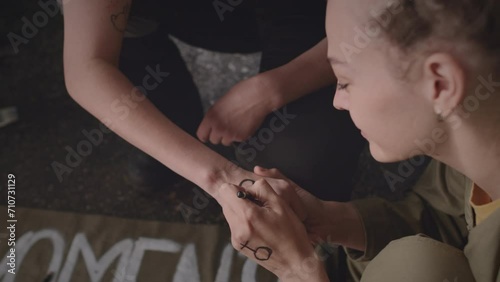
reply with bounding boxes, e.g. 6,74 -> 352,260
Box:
333,90 -> 350,111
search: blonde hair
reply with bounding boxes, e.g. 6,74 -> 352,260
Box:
380,0 -> 500,74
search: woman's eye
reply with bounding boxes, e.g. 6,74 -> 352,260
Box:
337,83 -> 349,91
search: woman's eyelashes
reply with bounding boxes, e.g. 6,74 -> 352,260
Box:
337,83 -> 349,91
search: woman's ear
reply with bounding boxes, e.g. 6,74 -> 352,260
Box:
421,53 -> 466,118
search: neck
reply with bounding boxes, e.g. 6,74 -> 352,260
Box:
434,119 -> 500,201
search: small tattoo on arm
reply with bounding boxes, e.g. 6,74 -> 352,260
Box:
110,3 -> 130,32
240,240 -> 273,261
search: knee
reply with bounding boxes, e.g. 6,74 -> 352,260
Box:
361,235 -> 475,282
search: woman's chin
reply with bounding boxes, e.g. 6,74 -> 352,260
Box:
369,143 -> 404,163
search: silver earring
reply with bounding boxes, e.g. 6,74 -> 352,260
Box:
435,107 -> 444,122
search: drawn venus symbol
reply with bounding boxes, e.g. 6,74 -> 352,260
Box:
240,241 -> 272,261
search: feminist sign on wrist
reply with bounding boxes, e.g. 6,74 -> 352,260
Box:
240,240 -> 273,261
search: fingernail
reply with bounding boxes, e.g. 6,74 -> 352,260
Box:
256,166 -> 267,171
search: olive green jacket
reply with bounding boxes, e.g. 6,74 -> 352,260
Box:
348,160 -> 500,282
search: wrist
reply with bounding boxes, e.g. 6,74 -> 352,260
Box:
323,201 -> 366,251
278,251 -> 329,282
204,161 -> 252,199
254,69 -> 289,111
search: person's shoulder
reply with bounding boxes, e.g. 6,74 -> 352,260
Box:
412,160 -> 468,215
422,160 -> 469,190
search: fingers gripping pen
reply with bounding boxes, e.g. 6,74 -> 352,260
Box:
237,179 -> 263,206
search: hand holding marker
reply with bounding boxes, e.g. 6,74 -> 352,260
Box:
237,179 -> 263,206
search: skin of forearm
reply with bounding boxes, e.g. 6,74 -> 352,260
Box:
263,38 -> 336,109
64,58 -> 245,197
280,265 -> 330,282
323,201 -> 366,252
277,249 -> 330,282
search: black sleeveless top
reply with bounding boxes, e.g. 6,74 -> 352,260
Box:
129,0 -> 260,53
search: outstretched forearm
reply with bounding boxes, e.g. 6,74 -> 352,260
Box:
64,59 -> 249,197
62,0 -> 253,198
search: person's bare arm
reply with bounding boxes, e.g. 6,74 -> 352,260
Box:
197,38 -> 336,145
269,38 -> 335,106
62,0 -> 253,197
321,201 -> 366,251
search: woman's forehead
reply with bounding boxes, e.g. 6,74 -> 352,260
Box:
326,2 -> 379,63
327,0 -> 395,25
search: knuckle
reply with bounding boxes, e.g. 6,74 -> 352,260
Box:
244,206 -> 259,221
274,186 -> 287,196
254,178 -> 268,186
231,228 -> 251,249
219,183 -> 233,193
273,206 -> 285,217
276,179 -> 288,187
274,180 -> 292,192
231,238 -> 241,250
232,232 -> 243,243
